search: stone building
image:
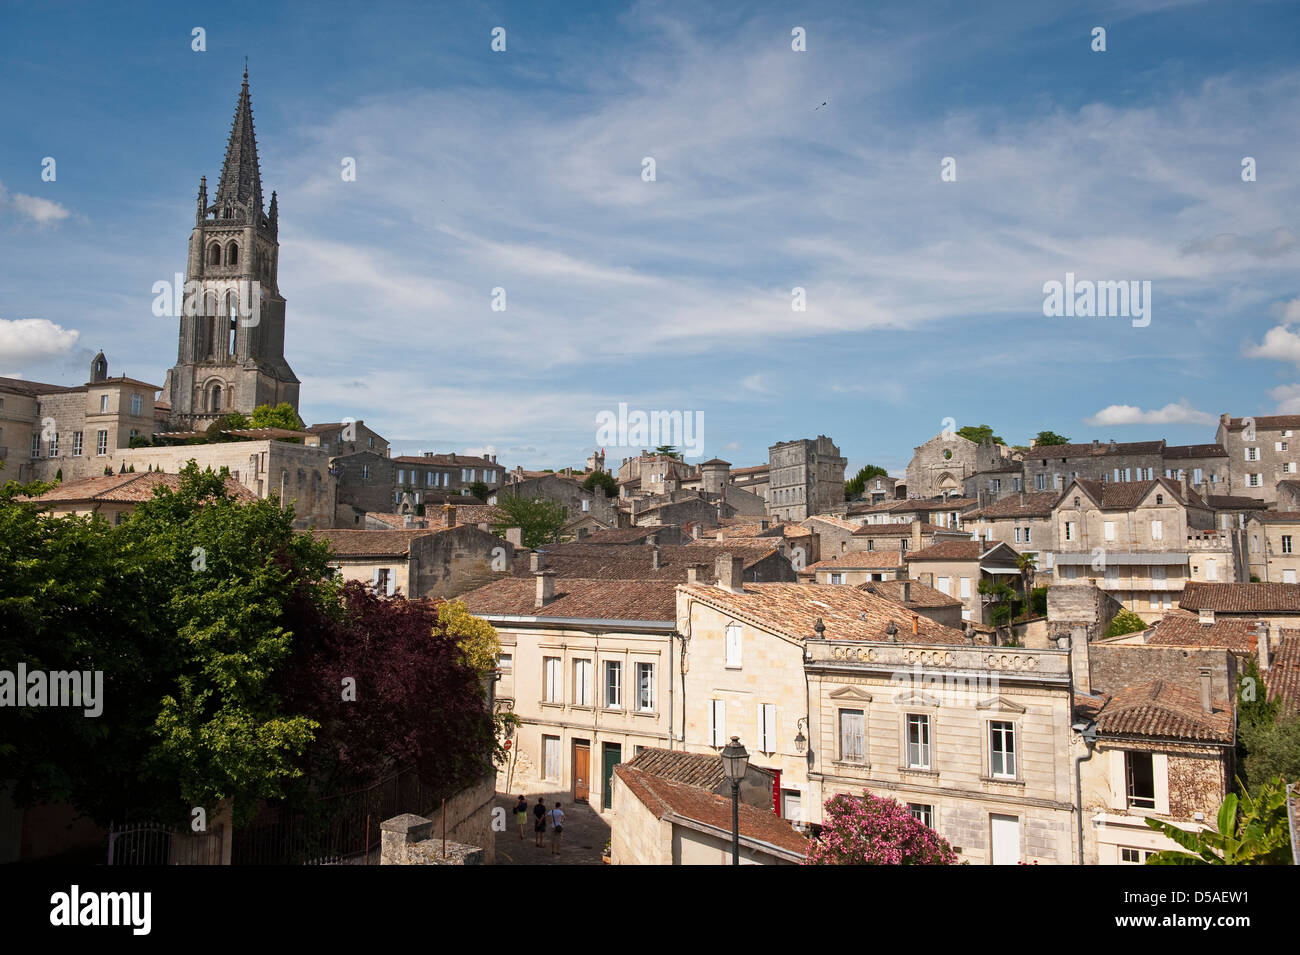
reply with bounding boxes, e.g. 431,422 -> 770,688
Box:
1021,440 -> 1165,494
1245,512 -> 1300,584
460,576 -> 680,811
330,450 -> 396,526
904,540 -> 1024,625
1216,413 -> 1300,503
1051,478 -> 1228,621
304,420 -> 388,457
767,436 -> 846,522
964,492 -> 1059,575
22,470 -> 255,524
1,354 -> 162,484
502,471 -> 619,533
391,452 -> 504,506
165,70 -> 300,429
310,523 -> 513,599
906,432 -> 1009,500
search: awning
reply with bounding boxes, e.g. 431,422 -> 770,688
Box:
1052,552 -> 1188,566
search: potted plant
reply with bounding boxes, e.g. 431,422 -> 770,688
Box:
601,838 -> 612,864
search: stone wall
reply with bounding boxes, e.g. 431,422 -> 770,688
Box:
412,525 -> 514,599
1089,644 -> 1236,700
1167,748 -> 1230,819
332,450 -> 395,523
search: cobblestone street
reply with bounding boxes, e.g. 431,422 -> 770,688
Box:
493,791 -> 610,866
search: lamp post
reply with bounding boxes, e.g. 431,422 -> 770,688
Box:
720,736 -> 749,866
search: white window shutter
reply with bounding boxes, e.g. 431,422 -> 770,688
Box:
1153,754 -> 1170,816
1109,751 -> 1128,811
757,704 -> 764,750
386,571 -> 395,596
372,568 -> 380,588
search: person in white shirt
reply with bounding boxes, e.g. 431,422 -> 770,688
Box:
550,802 -> 565,855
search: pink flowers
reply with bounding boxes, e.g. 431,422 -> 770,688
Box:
804,791 -> 959,865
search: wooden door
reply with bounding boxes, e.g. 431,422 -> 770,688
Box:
573,741 -> 590,802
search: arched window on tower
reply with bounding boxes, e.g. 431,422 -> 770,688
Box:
211,384 -> 223,412
208,242 -> 222,265
226,242 -> 239,266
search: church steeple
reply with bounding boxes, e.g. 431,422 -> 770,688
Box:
211,67 -> 263,221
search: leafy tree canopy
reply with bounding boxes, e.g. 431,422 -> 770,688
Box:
492,492 -> 567,548
1146,777 -> 1293,864
845,465 -> 888,499
956,424 -> 1005,446
250,402 -> 304,432
583,471 -> 618,498
1105,609 -> 1148,638
1033,430 -> 1071,447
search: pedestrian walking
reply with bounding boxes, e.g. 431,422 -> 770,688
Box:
514,795 -> 528,840
550,802 -> 565,855
533,796 -> 548,847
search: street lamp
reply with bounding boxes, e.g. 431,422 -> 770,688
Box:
720,736 -> 749,866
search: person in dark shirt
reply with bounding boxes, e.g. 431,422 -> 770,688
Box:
514,795 -> 528,840
533,796 -> 548,847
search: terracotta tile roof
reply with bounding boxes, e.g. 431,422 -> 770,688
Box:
906,540 -> 1014,562
678,582 -> 967,644
444,504 -> 505,525
1090,681 -> 1234,743
1163,443 -> 1228,459
1223,415 -> 1300,432
576,527 -> 678,545
1250,512 -> 1300,524
310,527 -> 447,557
1267,631 -> 1300,719
460,577 -> 677,620
855,497 -> 976,514
1207,495 -> 1269,510
391,453 -> 497,468
625,748 -> 726,789
712,522 -> 782,538
1180,582 -> 1300,614
222,427 -> 312,440
25,471 -> 255,504
966,492 -> 1057,519
0,375 -> 78,396
513,542 -> 782,582
809,553 -> 905,571
729,464 -> 769,476
852,521 -> 938,537
1071,477 -> 1198,510
804,514 -> 860,532
1146,612 -> 1260,653
857,578 -> 962,608
698,458 -> 731,467
1034,440 -> 1165,458
614,765 -> 807,856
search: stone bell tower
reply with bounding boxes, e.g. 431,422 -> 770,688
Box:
166,68 -> 300,429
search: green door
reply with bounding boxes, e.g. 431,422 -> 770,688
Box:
602,743 -> 622,810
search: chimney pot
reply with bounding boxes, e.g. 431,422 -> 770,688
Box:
535,570 -> 556,609
530,551 -> 544,573
1256,621 -> 1271,671
651,545 -> 661,571
1198,666 -> 1213,714
443,503 -> 456,527
1198,607 -> 1215,625
902,580 -> 911,603
686,563 -> 706,585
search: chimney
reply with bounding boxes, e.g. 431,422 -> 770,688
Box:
912,614 -> 919,635
715,553 -> 744,594
901,580 -> 912,603
1198,607 -> 1215,626
1069,626 -> 1091,695
686,563 -> 706,585
1256,621 -> 1271,671
1179,472 -> 1189,501
505,527 -> 523,548
1198,666 -> 1212,714
691,523 -> 702,540
1018,490 -> 1026,506
651,545 -> 661,571
535,570 -> 556,609
911,520 -> 924,553
530,551 -> 545,573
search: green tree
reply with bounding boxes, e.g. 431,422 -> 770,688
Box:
1238,719 -> 1300,796
467,480 -> 489,501
1105,609 -> 1148,638
250,402 -> 304,431
845,464 -> 888,499
1033,430 -> 1070,447
978,578 -> 1017,626
583,471 -> 618,498
956,424 -> 1005,446
491,492 -> 567,548
204,411 -> 250,442
1014,552 -> 1037,619
653,446 -> 681,459
437,599 -> 502,677
1145,778 -> 1293,864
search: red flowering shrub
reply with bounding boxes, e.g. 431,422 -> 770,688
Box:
804,791 -> 958,865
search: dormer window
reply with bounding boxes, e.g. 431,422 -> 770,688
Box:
1073,497 -> 1080,507
1156,494 -> 1163,504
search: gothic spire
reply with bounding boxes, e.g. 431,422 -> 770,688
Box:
212,67 -> 263,218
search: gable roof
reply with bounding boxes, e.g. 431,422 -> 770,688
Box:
1222,415 -> 1300,432
1088,681 -> 1234,743
1268,631 -> 1300,719
851,521 -> 940,537
310,527 -> 448,557
1163,443 -> 1228,459
966,492 -> 1057,519
678,582 -> 967,645
1180,582 -> 1300,614
24,471 -> 255,505
614,765 -> 807,858
857,578 -> 962,609
1030,440 -> 1165,459
1248,511 -> 1300,524
905,540 -> 1019,562
808,552 -> 905,570
512,542 -> 784,582
625,748 -> 727,790
1066,477 -> 1201,510
1145,612 -> 1260,653
459,577 -> 677,621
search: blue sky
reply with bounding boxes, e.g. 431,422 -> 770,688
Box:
2,0 -> 1299,477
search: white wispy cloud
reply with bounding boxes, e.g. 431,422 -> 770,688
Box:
0,181 -> 72,226
0,317 -> 80,364
1084,400 -> 1216,427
